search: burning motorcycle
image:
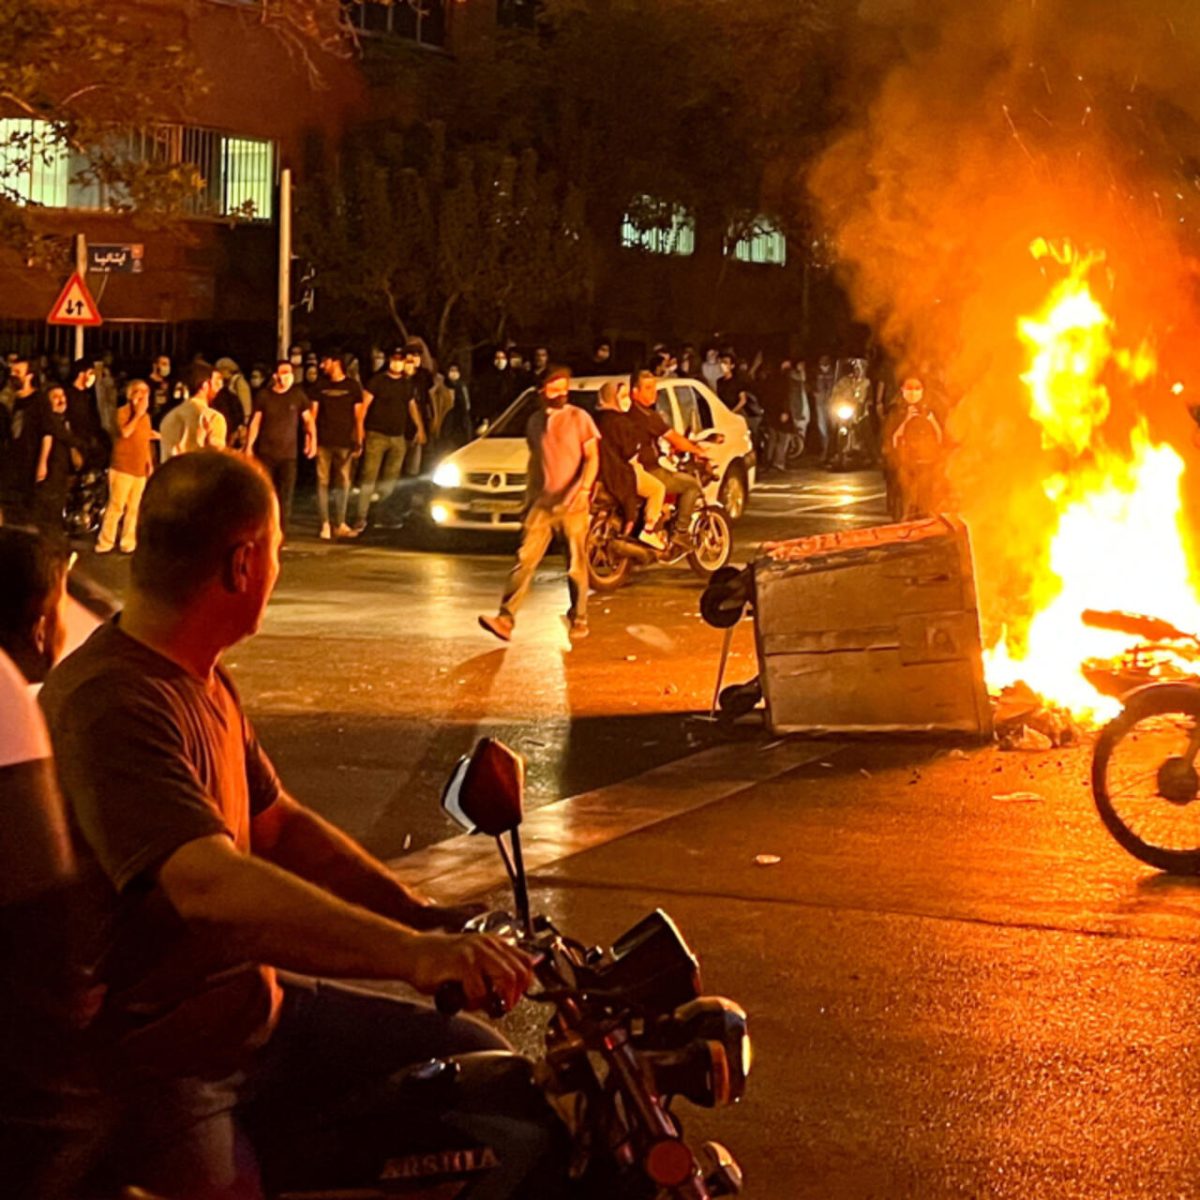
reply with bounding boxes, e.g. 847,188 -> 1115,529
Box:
587,453 -> 733,591
1085,609 -> 1200,873
250,738 -> 751,1199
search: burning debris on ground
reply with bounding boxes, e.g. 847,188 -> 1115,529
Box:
991,680 -> 1082,751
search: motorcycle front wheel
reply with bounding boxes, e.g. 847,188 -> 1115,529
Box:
687,508 -> 733,578
1092,683 -> 1200,873
587,511 -> 632,592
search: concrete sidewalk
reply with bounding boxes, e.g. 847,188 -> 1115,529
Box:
413,734 -> 1200,1198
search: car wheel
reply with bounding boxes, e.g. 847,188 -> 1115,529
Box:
717,466 -> 748,523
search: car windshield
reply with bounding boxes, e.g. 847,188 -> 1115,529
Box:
485,387 -> 599,438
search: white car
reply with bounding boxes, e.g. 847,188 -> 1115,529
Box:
428,374 -> 757,532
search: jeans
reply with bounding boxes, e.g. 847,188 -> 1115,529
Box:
116,976 -> 532,1200
355,432 -> 407,523
648,465 -> 701,531
632,461 -> 666,528
256,456 -> 297,534
96,469 -> 147,552
500,505 -> 590,624
316,446 -> 354,527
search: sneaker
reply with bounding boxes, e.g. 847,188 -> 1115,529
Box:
478,613 -> 514,642
637,528 -> 667,551
352,520 -> 367,535
319,522 -> 332,540
568,618 -> 589,640
94,545 -> 113,555
335,523 -> 355,538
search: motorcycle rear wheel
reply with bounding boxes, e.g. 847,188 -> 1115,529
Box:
1092,683 -> 1200,873
587,512 -> 632,591
687,509 -> 733,579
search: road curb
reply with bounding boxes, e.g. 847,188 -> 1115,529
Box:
387,735 -> 844,900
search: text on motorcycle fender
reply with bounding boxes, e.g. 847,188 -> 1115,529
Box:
380,1146 -> 501,1180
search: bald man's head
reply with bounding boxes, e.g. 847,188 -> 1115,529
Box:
132,451 -> 275,607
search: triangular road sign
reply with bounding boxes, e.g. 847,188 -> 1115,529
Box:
47,272 -> 102,326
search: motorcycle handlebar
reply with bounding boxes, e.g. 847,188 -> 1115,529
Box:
434,980 -> 511,1020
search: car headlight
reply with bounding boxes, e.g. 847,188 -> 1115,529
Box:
430,502 -> 451,525
835,402 -> 857,422
432,462 -> 461,489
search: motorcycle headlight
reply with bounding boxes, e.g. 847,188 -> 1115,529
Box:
643,1039 -> 733,1108
582,910 -> 702,1015
432,462 -> 461,489
650,997 -> 751,1106
835,402 -> 857,422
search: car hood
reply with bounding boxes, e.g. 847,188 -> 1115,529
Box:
442,436 -> 530,473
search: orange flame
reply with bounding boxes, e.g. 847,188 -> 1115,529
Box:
982,240 -> 1200,719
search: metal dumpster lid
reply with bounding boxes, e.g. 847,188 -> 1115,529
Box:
760,516 -> 967,566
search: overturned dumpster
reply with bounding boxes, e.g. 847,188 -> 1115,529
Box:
749,517 -> 993,738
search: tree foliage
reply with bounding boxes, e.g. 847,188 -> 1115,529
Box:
299,122 -> 590,358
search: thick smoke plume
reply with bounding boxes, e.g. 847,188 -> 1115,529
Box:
809,0 -> 1200,647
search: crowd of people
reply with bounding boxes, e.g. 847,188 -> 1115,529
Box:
0,334 -> 947,556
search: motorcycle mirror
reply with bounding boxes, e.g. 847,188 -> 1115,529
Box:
441,738 -> 526,836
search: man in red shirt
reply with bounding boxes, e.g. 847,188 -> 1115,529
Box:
479,367 -> 600,642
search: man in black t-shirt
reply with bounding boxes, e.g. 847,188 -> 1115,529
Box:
246,360 -> 315,536
355,347 -> 426,531
310,351 -> 365,539
628,371 -> 708,546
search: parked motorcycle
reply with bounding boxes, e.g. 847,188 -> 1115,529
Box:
64,468 -> 107,538
1086,609 -> 1200,874
587,453 -> 733,591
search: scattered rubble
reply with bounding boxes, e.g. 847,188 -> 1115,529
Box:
992,791 -> 1044,803
992,681 -> 1082,751
754,854 -> 782,866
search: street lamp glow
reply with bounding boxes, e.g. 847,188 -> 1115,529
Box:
432,462 -> 462,489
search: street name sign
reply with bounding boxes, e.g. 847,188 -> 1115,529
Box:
88,243 -> 144,273
47,272 -> 103,327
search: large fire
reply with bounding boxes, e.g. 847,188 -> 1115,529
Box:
981,239 -> 1200,719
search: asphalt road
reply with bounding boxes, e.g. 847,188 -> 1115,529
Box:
478,736 -> 1200,1199
75,465 -> 1200,1196
81,465 -> 888,859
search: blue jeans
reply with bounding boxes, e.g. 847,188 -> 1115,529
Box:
117,975 -> 562,1199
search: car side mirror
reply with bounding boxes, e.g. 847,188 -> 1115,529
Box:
442,738 -> 526,836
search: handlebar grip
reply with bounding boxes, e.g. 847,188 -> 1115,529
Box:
435,981 -> 466,1016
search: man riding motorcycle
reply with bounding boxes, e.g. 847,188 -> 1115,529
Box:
38,451 -> 550,1199
627,370 -> 709,549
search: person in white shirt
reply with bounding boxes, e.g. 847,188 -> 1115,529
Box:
158,360 -> 227,458
0,528 -> 111,1197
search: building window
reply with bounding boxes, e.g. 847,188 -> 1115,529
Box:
347,0 -> 447,48
621,195 -> 695,257
0,119 -> 70,207
222,137 -> 275,221
0,120 -> 274,222
497,0 -> 538,29
730,219 -> 787,266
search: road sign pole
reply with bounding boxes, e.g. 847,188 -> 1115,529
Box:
74,234 -> 87,361
277,167 -> 292,361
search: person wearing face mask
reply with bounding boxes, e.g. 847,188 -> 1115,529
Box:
401,346 -> 434,478
246,360 -> 315,537
65,359 -> 107,472
354,347 -> 427,532
475,347 -> 519,427
479,367 -> 599,643
593,379 -> 664,549
441,363 -> 472,449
